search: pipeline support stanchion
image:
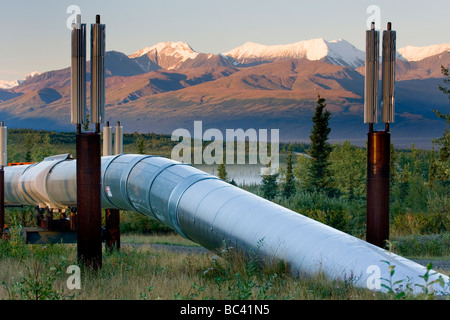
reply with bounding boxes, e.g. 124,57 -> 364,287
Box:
366,127 -> 390,248
72,13 -> 105,269
0,121 -> 6,238
105,208 -> 120,251
76,132 -> 102,269
0,168 -> 4,238
365,22 -> 395,249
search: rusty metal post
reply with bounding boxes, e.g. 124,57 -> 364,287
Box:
0,168 -> 4,238
70,208 -> 77,230
366,126 -> 390,248
45,208 -> 54,230
105,208 -> 120,251
76,132 -> 102,269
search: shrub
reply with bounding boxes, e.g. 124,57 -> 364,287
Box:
392,212 -> 449,235
391,233 -> 450,257
119,211 -> 174,234
277,191 -> 366,236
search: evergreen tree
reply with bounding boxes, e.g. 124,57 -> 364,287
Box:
429,144 -> 437,188
261,162 -> 279,200
217,151 -> 228,181
390,143 -> 397,188
24,134 -> 34,162
431,65 -> 450,185
31,133 -> 55,162
282,144 -> 296,198
135,133 -> 146,154
307,95 -> 332,193
329,140 -> 366,199
83,114 -> 90,132
217,162 -> 227,181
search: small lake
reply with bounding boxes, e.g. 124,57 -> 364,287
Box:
192,152 -> 305,186
194,163 -> 266,185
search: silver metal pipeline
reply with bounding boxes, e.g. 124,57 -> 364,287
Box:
3,154 -> 449,295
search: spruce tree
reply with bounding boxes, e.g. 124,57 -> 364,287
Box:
261,161 -> 279,200
217,150 -> 228,181
429,144 -> 437,188
217,162 -> 227,181
432,65 -> 450,185
135,133 -> 146,154
307,94 -> 332,193
282,144 -> 296,198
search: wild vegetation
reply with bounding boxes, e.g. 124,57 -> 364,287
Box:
1,125 -> 448,300
0,67 -> 448,300
0,229 -> 446,300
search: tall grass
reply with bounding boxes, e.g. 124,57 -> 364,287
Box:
2,231 -> 448,300
0,230 -> 391,300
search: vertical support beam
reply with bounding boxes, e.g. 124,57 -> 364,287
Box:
381,22 -> 396,124
105,208 -> 120,251
115,121 -> 123,155
0,168 -> 4,238
366,130 -> 390,248
103,121 -> 112,156
45,207 -> 54,230
364,22 -> 379,124
0,121 -> 6,237
365,22 -> 395,249
70,208 -> 77,231
76,132 -> 102,269
91,14 -> 105,128
71,15 -> 86,126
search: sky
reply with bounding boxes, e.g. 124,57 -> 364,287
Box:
0,0 -> 449,81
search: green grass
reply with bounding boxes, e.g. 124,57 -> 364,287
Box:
390,233 -> 450,263
1,230 -> 448,300
1,129 -> 448,300
121,233 -> 201,247
0,234 -> 385,300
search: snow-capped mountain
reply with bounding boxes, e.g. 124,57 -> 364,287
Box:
0,79 -> 21,89
0,37 -> 448,148
398,43 -> 450,61
129,41 -> 200,70
124,39 -> 450,73
223,38 -> 366,68
0,71 -> 41,89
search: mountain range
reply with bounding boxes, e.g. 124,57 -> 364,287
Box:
0,38 -> 449,149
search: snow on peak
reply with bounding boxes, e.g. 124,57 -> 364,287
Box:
129,41 -> 199,61
325,39 -> 365,68
0,71 -> 41,89
397,43 -> 450,61
25,71 -> 40,79
0,79 -> 20,89
223,38 -> 364,68
224,38 -> 328,61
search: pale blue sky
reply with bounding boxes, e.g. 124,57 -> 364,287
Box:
0,0 -> 448,80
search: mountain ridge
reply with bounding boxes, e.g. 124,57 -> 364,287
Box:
0,38 -> 448,149
2,38 -> 449,88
